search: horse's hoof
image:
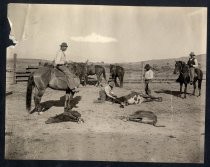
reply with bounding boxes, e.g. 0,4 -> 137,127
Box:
38,111 -> 43,115
78,118 -> 84,123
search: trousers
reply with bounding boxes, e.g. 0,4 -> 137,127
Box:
145,79 -> 151,95
57,65 -> 80,89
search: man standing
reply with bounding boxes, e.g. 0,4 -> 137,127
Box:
187,52 -> 199,84
144,64 -> 154,96
54,42 -> 80,92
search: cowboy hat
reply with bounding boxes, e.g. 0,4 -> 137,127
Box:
60,42 -> 68,47
189,52 -> 195,56
144,64 -> 151,70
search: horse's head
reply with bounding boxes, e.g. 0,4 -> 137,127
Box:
174,61 -> 183,74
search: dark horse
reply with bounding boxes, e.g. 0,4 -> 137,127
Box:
26,63 -> 87,114
85,64 -> 107,86
173,61 -> 203,98
110,64 -> 124,87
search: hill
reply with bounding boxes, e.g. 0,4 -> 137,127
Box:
6,54 -> 206,79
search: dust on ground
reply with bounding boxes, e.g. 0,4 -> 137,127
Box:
5,81 -> 205,162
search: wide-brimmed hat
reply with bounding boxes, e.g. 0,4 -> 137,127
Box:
189,52 -> 195,56
60,42 -> 68,47
144,64 -> 151,70
109,81 -> 115,87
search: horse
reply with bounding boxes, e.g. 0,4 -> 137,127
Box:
70,62 -> 88,85
85,64 -> 107,86
173,61 -> 203,98
109,64 -> 124,87
26,63 -> 87,114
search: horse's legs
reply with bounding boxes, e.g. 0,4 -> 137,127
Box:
193,80 -> 196,96
85,75 -> 88,86
119,75 -> 124,88
96,74 -> 102,87
64,93 -> 70,110
198,79 -> 202,96
114,77 -> 120,87
34,87 -> 45,114
184,83 -> 187,98
68,91 -> 75,110
179,83 -> 183,97
64,89 -> 75,111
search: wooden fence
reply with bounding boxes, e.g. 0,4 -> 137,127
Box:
7,53 -> 206,84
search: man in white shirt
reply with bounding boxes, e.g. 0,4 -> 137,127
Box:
97,81 -> 124,108
187,52 -> 199,84
53,42 -> 80,93
144,64 -> 154,95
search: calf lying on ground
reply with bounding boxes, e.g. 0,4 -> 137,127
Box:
120,110 -> 165,127
116,91 -> 162,106
45,110 -> 84,124
95,91 -> 162,108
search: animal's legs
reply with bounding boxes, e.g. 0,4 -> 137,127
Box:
33,87 -> 45,114
119,75 -> 124,88
84,75 -> 88,86
64,89 -> 75,111
96,74 -> 102,87
64,93 -> 70,110
114,77 -> 120,87
184,83 -> 187,98
198,79 -> 202,96
193,80 -> 196,95
179,83 -> 183,97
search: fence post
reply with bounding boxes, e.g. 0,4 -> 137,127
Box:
13,53 -> 17,84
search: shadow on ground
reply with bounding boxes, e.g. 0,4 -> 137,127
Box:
155,89 -> 191,97
39,95 -> 82,112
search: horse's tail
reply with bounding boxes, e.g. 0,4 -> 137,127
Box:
102,68 -> 107,81
26,74 -> 35,111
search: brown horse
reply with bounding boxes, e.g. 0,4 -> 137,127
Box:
85,64 -> 107,86
173,61 -> 203,98
26,63 -> 87,114
110,64 -> 124,87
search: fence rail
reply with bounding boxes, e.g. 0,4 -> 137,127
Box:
7,54 -> 206,84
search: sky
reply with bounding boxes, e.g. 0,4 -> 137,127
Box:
7,4 -> 207,63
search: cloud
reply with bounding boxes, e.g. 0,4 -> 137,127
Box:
70,33 -> 117,43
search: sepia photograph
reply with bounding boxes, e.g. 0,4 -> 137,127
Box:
5,3 -> 207,162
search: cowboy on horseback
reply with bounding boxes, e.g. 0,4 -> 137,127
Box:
187,52 -> 199,85
53,42 -> 80,93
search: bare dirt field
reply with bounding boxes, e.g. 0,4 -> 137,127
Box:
5,80 -> 205,163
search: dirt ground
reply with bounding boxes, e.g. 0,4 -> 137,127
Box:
5,80 -> 205,162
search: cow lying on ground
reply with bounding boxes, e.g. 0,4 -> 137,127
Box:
45,110 -> 84,124
120,110 -> 165,127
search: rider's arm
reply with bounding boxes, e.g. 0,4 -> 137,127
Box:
53,51 -> 59,66
193,59 -> 198,68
